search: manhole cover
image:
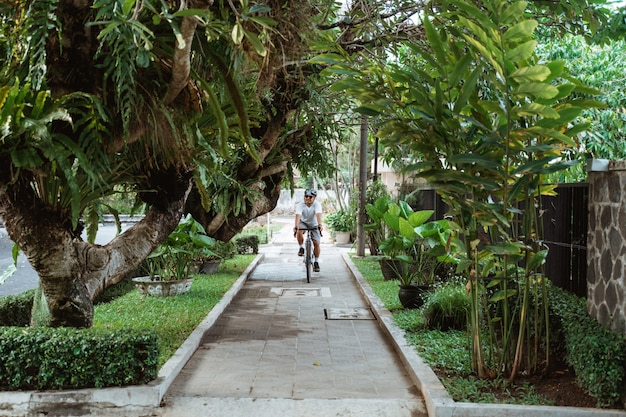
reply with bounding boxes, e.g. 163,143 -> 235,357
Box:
282,288 -> 320,297
271,287 -> 332,297
324,308 -> 376,320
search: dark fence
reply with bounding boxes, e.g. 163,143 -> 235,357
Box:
412,184 -> 588,297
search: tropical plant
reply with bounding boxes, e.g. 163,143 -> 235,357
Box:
325,209 -> 355,233
322,0 -> 602,382
363,181 -> 391,256
369,197 -> 456,286
0,0 -> 352,327
143,215 -> 217,280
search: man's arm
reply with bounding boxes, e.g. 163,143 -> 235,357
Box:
294,213 -> 301,231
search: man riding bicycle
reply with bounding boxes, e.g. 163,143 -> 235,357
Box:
294,189 -> 323,272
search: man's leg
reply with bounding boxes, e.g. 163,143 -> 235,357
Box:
313,239 -> 321,271
297,230 -> 305,256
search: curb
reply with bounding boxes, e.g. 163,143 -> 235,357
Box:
0,254 -> 264,416
341,253 -> 626,417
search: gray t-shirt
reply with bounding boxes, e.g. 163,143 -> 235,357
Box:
296,200 -> 322,229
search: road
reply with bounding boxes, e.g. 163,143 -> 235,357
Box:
0,224 -> 131,298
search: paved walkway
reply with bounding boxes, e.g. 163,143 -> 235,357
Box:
160,218 -> 427,416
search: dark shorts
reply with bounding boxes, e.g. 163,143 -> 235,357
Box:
298,225 -> 321,243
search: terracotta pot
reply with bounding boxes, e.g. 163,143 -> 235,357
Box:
132,277 -> 193,297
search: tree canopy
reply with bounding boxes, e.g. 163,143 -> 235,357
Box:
0,0 -> 619,329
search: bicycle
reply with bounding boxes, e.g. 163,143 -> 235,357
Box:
295,222 -> 321,283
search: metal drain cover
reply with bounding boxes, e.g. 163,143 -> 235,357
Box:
271,287 -> 332,297
324,308 -> 376,320
282,288 -> 320,297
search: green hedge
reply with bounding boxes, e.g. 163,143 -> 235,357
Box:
549,286 -> 626,407
235,235 -> 259,254
0,327 -> 159,390
0,289 -> 35,326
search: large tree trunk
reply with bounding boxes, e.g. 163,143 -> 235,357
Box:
0,168 -> 192,327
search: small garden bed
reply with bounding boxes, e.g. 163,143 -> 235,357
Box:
0,255 -> 256,389
349,255 -> 624,409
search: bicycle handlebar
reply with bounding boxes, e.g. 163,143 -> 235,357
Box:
293,223 -> 322,237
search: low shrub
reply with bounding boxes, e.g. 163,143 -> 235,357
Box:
0,327 -> 159,389
549,286 -> 626,407
422,282 -> 470,331
235,235 -> 259,254
0,289 -> 35,326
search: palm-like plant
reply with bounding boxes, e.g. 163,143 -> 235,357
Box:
322,0 -> 602,381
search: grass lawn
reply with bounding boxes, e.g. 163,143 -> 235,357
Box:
93,255 -> 256,368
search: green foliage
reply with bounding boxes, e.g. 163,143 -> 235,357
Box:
422,282 -> 470,331
549,286 -> 626,407
367,196 -> 456,285
144,214 -> 227,279
234,235 -> 259,254
443,376 -> 550,406
363,181 -> 391,255
0,289 -> 35,326
0,327 -> 159,389
0,255 -> 255,389
353,253 -> 624,407
538,35 -> 626,183
325,209 -> 355,232
323,0 -> 603,381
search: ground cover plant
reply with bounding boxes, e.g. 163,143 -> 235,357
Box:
349,255 -> 623,408
93,255 -> 256,368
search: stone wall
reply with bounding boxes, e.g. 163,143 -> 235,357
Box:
587,160 -> 626,332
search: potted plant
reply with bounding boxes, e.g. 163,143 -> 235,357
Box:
133,215 -> 218,295
133,242 -> 195,297
325,209 -> 355,244
370,198 -> 433,281
372,198 -> 457,308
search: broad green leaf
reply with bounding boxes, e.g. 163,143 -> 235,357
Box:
310,53 -> 350,66
501,1 -> 528,23
483,242 -> 522,255
489,288 -> 517,302
249,4 -> 271,13
383,212 -> 400,231
232,22 -> 243,44
505,40 -> 537,63
122,0 -> 135,17
398,200 -> 413,219
242,27 -> 267,57
527,249 -> 548,270
535,107 -> 583,127
454,66 -> 481,113
513,83 -> 558,99
526,126 -> 576,146
503,20 -> 537,41
447,153 -> 502,170
173,8 -> 211,17
408,210 -> 434,227
510,65 -> 551,82
463,35 -> 503,75
399,217 -> 418,239
512,103 -> 559,118
511,156 -> 561,176
11,148 -> 43,168
423,14 -> 447,67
